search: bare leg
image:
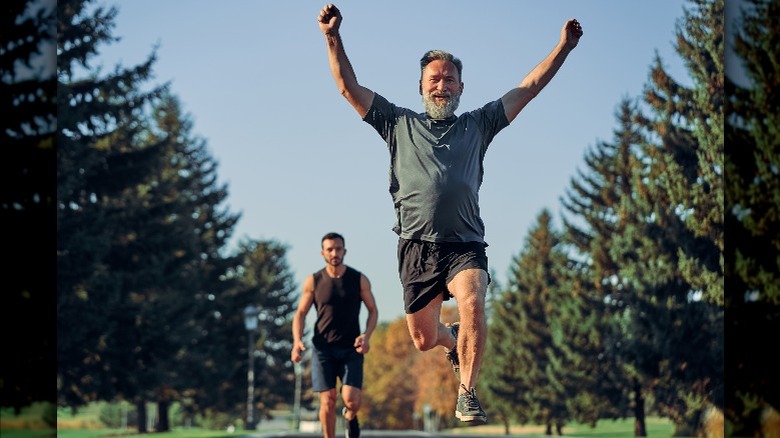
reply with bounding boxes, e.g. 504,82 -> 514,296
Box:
447,268 -> 488,392
341,385 -> 362,420
405,293 -> 456,352
318,389 -> 337,438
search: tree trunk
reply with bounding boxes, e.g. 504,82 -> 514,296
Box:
545,422 -> 553,435
136,400 -> 147,433
633,378 -> 647,436
157,399 -> 170,432
556,421 -> 564,435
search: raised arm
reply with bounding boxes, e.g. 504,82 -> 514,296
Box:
501,18 -> 583,123
318,4 -> 375,118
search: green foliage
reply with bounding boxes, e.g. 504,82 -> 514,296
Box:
600,0 -> 724,434
41,403 -> 57,429
97,402 -> 123,429
55,0 -> 296,433
483,210 -> 569,431
560,99 -> 643,426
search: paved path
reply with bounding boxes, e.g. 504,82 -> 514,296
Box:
240,431 -> 542,438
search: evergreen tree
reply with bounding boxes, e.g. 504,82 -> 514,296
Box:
237,238 -> 298,421
56,0 -> 169,411
558,99 -> 641,432
137,93 -> 240,431
612,1 -> 724,434
724,0 -> 780,434
483,210 -> 569,434
1,0 -> 57,412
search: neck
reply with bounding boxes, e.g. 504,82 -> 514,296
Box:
327,265 -> 345,278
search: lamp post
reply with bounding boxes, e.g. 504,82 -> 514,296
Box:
243,305 -> 259,430
293,361 -> 302,431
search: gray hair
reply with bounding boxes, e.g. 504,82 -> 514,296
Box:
420,50 -> 463,81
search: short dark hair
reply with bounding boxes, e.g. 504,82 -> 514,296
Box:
420,49 -> 463,81
321,232 -> 345,248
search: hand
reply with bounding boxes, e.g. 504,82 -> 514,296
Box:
562,18 -> 583,50
291,340 -> 306,363
354,333 -> 370,354
318,4 -> 342,35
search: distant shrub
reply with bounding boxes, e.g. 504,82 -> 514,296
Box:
99,402 -> 122,428
42,402 -> 57,428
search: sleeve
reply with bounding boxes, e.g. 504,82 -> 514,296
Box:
473,99 -> 511,154
362,93 -> 397,141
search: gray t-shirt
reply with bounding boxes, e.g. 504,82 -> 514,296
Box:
363,93 -> 510,243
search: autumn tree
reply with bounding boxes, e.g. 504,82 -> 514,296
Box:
361,318 -> 419,430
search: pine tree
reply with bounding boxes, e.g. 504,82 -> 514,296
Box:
56,0 -> 169,411
724,0 -> 780,434
236,239 -> 298,421
558,99 -> 642,431
612,1 -> 724,434
483,210 -> 569,434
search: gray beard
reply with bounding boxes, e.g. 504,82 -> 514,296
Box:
423,91 -> 460,119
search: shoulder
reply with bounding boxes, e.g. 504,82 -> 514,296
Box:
460,98 -> 510,130
345,265 -> 362,277
364,93 -> 417,120
310,269 -> 326,284
302,273 -> 317,292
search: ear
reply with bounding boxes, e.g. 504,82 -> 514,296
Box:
419,80 -> 423,95
459,81 -> 464,93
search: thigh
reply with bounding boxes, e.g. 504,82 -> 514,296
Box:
398,238 -> 452,314
447,268 -> 488,302
341,349 -> 364,389
405,292 -> 444,341
341,384 -> 362,406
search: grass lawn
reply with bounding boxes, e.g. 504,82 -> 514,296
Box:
443,416 -> 676,437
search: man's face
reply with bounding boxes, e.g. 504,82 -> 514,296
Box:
321,238 -> 346,267
420,59 -> 463,119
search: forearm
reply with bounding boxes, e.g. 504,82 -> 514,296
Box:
326,32 -> 358,96
364,309 -> 378,339
502,41 -> 574,122
324,31 -> 373,116
292,313 -> 305,344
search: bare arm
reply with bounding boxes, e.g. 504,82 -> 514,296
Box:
501,18 -> 583,123
318,4 -> 375,118
354,274 -> 378,354
291,275 -> 316,363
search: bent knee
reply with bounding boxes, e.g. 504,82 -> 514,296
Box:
410,332 -> 438,351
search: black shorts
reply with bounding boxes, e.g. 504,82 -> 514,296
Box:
397,237 -> 489,314
310,344 -> 364,392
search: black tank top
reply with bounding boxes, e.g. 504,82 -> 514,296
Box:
312,266 -> 362,348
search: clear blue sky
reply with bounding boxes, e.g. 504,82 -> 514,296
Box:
95,0 -> 692,323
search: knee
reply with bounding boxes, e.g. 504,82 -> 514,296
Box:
410,331 -> 438,351
320,392 -> 337,413
344,396 -> 361,413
